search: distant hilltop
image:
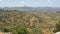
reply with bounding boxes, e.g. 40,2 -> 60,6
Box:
0,6 -> 60,12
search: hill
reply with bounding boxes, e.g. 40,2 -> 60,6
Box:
0,9 -> 60,34
1,7 -> 60,12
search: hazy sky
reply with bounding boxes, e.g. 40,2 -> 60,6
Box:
0,0 -> 60,7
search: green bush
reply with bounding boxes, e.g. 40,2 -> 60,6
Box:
53,21 -> 60,32
32,28 -> 43,34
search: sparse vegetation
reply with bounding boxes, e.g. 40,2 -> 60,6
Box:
0,9 -> 60,34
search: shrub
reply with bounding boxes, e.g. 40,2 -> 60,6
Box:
53,21 -> 60,32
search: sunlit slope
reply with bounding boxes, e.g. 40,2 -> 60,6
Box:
0,10 -> 60,34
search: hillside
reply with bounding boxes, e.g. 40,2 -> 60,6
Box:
0,9 -> 60,34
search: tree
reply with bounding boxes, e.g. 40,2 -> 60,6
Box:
54,21 -> 60,32
11,24 -> 28,34
32,28 -> 43,34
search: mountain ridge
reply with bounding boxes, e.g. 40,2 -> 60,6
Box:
0,6 -> 60,12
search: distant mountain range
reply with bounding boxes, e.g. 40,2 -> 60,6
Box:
0,6 -> 60,12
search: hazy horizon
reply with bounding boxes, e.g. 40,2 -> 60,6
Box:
0,0 -> 60,7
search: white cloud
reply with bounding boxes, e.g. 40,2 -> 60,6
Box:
0,0 -> 60,7
0,1 -> 49,7
0,1 -> 26,7
0,0 -> 4,1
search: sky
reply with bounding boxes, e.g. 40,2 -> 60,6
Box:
0,0 -> 60,7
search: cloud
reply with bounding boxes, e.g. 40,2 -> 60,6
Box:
0,0 -> 49,7
0,1 -> 27,7
0,0 -> 4,1
0,0 -> 60,7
